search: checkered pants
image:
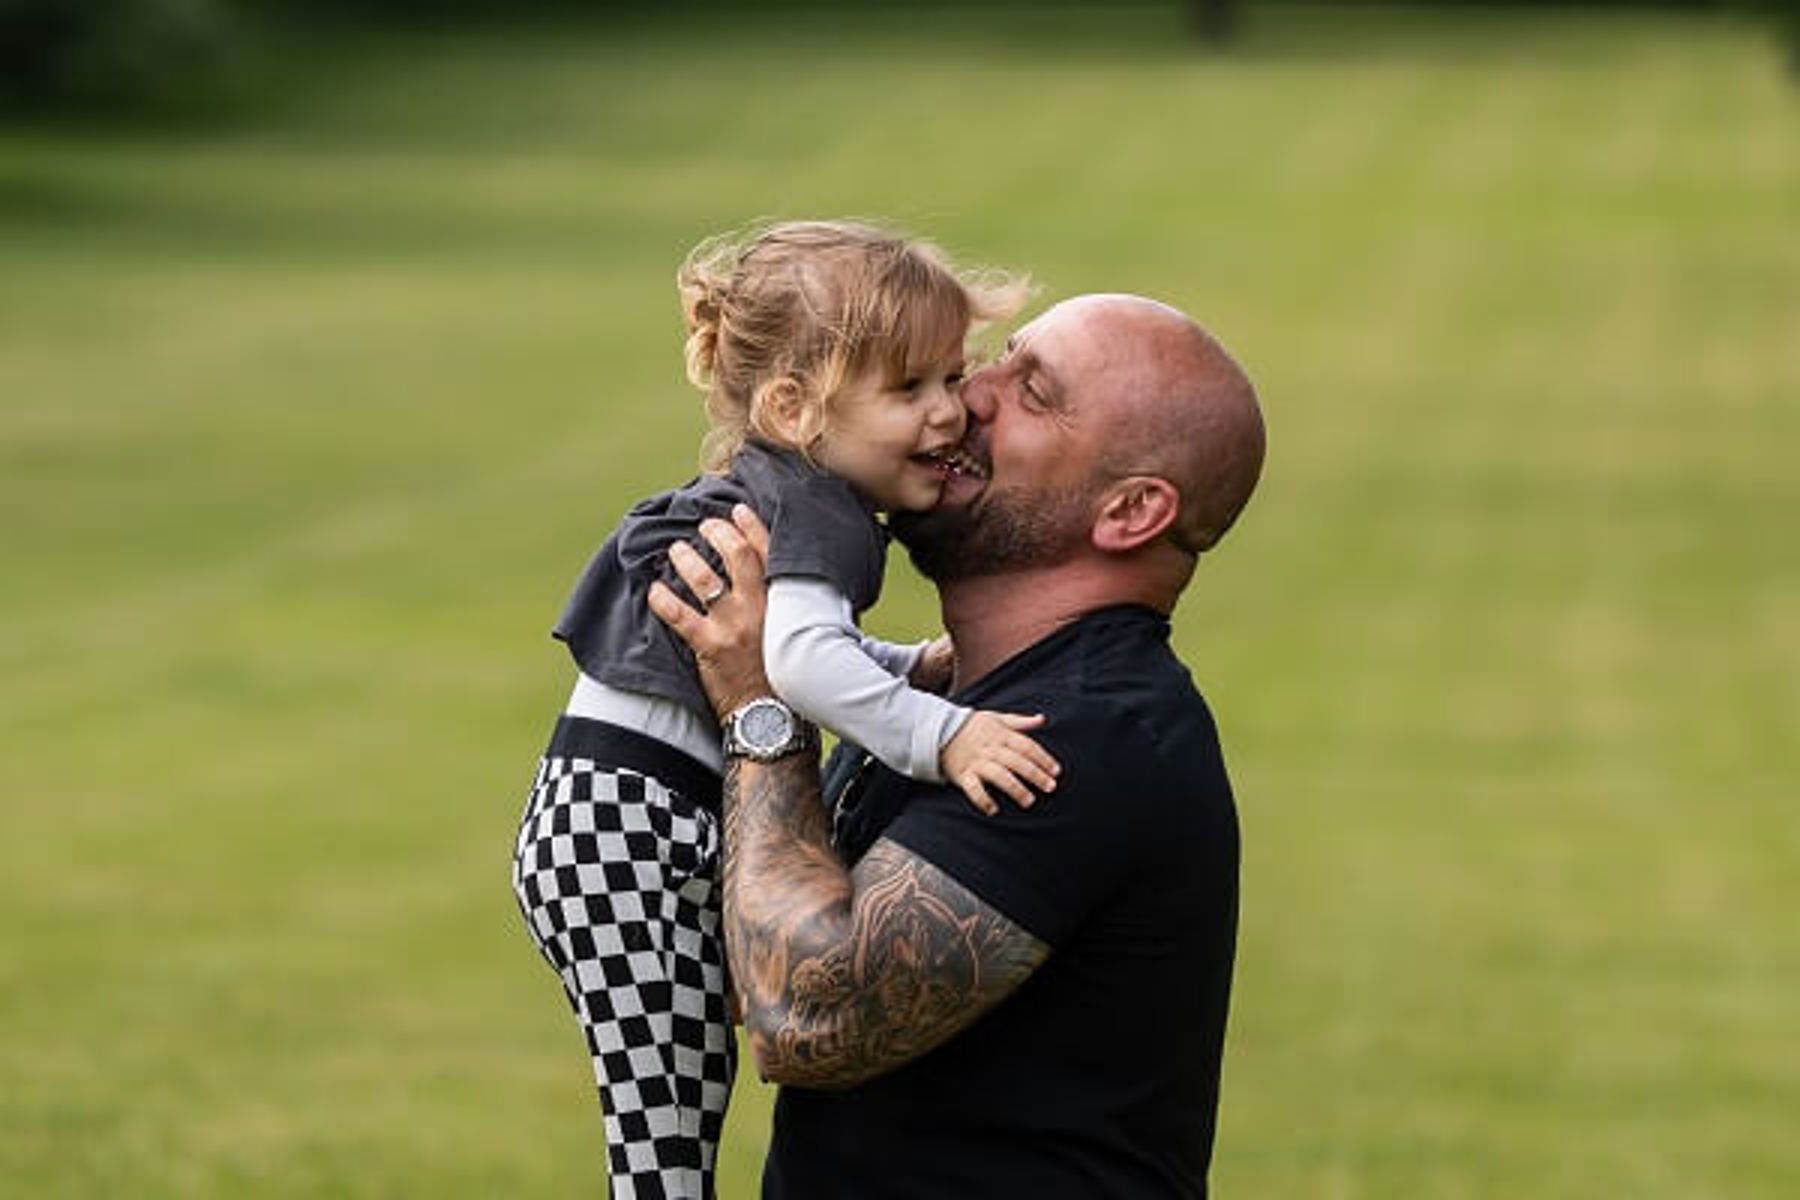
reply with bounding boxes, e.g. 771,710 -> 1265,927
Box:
512,718 -> 734,1200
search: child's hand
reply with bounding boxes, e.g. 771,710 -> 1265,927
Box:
909,634 -> 956,695
940,710 -> 1060,816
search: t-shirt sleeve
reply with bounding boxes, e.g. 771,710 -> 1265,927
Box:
607,477 -> 748,611
877,708 -> 1143,948
763,472 -> 886,614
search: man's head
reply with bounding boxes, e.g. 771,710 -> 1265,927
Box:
892,294 -> 1264,608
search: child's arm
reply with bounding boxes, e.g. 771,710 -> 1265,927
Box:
856,633 -> 955,694
764,577 -> 964,781
764,578 -> 1058,811
854,632 -> 930,680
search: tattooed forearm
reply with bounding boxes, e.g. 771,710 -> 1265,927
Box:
721,758 -> 1049,1089
720,755 -> 851,1040
766,842 -> 1049,1087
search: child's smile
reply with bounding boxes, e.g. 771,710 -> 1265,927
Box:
813,352 -> 974,513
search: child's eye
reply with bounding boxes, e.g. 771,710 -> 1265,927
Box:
899,377 -> 922,392
946,371 -> 964,387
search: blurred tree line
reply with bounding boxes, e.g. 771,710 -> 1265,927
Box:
1,0 -> 229,107
3,0 -> 1796,112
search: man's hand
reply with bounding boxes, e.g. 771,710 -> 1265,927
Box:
647,504 -> 774,718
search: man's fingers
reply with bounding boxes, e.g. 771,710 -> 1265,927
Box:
647,580 -> 698,640
668,540 -> 727,604
698,517 -> 766,597
731,504 -> 772,558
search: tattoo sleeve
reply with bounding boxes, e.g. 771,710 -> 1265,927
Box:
721,755 -> 1050,1089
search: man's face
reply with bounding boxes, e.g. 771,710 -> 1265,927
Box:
892,301 -> 1122,581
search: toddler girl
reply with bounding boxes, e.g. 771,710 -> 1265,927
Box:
511,220 -> 1058,1200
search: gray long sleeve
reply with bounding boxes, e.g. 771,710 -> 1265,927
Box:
763,576 -> 970,783
856,631 -> 928,679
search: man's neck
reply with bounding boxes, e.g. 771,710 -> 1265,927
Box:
939,564 -> 1169,690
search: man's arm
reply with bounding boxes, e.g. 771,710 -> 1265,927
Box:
649,508 -> 1049,1088
723,753 -> 1048,1088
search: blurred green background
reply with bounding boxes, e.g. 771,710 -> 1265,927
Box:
3,2 -> 1796,1196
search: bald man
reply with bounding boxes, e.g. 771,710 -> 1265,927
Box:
652,294 -> 1265,1199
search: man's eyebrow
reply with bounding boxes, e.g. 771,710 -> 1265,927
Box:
1005,336 -> 1043,375
1004,334 -> 1064,400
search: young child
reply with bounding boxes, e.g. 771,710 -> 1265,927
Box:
511,220 -> 1059,1200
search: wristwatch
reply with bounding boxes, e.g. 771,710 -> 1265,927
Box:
721,696 -> 818,762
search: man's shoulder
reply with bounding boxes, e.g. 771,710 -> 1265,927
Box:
835,607 -> 1223,845
979,606 -> 1207,738
1008,610 -> 1229,815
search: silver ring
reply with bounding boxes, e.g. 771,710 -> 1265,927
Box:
699,583 -> 727,608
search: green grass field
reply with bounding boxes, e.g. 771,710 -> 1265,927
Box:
3,4 -> 1796,1195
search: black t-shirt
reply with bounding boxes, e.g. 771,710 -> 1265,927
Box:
765,606 -> 1240,1200
552,440 -> 887,724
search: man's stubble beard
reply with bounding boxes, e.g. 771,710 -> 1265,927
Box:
891,480 -> 1094,583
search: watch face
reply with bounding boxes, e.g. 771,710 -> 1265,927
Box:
740,700 -> 793,750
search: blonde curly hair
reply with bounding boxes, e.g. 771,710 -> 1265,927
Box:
677,219 -> 1031,470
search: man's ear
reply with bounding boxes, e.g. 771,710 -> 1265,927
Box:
1091,476 -> 1180,553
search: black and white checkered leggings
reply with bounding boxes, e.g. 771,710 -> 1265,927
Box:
512,717 -> 735,1200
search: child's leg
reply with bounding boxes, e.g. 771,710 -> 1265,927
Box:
513,753 -> 734,1200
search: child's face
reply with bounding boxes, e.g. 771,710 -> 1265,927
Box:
812,347 -> 971,512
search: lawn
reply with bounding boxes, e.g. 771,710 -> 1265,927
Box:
2,4 -> 1796,1196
